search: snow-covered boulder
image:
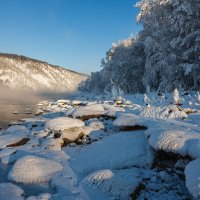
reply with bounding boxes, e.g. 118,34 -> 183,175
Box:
88,120 -> 105,130
8,155 -> 63,183
70,131 -> 154,174
83,168 -> 141,199
44,117 -> 84,131
59,126 -> 92,143
41,138 -> 64,151
71,100 -> 82,106
113,113 -> 146,130
0,126 -> 29,148
56,99 -> 70,104
185,158 -> 200,199
0,183 -> 24,200
146,122 -> 200,159
140,105 -> 187,120
103,104 -> 124,118
71,104 -> 105,120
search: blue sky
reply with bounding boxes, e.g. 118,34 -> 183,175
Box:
0,0 -> 141,74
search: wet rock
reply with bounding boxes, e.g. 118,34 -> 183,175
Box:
6,138 -> 30,147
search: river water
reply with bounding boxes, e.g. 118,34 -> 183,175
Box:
0,90 -> 68,130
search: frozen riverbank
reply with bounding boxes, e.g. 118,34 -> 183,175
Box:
0,91 -> 199,199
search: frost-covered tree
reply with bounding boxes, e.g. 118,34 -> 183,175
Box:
80,0 -> 200,94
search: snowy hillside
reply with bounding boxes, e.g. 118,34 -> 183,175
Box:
0,53 -> 88,92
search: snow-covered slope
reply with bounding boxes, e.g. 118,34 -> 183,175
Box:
0,53 -> 88,92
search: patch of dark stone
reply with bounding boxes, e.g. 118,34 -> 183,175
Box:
153,150 -> 191,170
119,125 -> 147,131
130,167 -> 193,200
77,114 -> 104,121
130,183 -> 145,200
6,138 -> 30,147
77,115 -> 116,121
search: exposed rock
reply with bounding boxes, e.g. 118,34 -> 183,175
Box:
6,138 -> 30,147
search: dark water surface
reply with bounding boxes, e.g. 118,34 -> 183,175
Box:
0,90 -> 68,130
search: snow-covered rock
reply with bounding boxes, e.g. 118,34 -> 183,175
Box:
83,168 -> 141,199
140,105 -> 187,120
60,126 -> 92,143
44,117 -> 85,131
103,104 -> 124,118
88,120 -> 105,130
0,127 -> 29,148
146,121 -> 200,159
8,155 -> 63,183
41,138 -> 64,151
72,104 -> 105,119
71,100 -> 82,106
57,99 -> 70,104
113,113 -> 146,129
0,183 -> 24,200
70,131 -> 154,174
185,158 -> 200,199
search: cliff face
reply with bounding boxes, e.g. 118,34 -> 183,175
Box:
0,53 -> 88,92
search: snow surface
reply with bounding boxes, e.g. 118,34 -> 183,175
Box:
140,105 -> 187,120
8,155 -> 63,183
0,183 -> 24,200
70,131 -> 154,174
185,158 -> 200,199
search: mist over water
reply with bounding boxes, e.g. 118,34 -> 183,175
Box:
0,88 -> 70,129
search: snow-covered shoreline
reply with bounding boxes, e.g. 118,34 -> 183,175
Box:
0,91 -> 200,199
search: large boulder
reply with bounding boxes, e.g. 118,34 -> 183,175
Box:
113,113 -> 147,130
83,168 -> 141,199
44,117 -> 84,131
8,155 -> 63,183
0,125 -> 29,148
72,104 -> 105,120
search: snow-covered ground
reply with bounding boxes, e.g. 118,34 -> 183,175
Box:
0,91 -> 199,199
